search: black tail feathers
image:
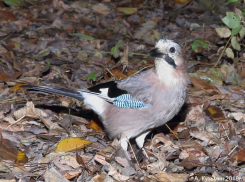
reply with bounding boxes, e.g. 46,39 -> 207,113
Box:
21,85 -> 84,101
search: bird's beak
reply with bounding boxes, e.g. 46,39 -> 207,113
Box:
149,48 -> 165,58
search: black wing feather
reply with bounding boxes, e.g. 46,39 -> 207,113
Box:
88,81 -> 127,98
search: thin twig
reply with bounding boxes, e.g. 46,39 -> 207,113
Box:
214,35 -> 233,67
127,138 -> 144,174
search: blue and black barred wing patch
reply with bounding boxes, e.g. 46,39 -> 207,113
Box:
113,94 -> 148,108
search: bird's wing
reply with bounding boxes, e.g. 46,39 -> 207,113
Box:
88,68 -> 154,106
116,68 -> 154,105
87,81 -> 127,98
21,68 -> 154,108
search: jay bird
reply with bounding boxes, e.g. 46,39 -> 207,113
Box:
21,38 -> 189,157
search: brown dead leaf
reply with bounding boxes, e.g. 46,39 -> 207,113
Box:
0,137 -> 27,163
0,87 -> 9,97
149,171 -> 188,182
94,154 -> 129,181
211,146 -> 221,160
14,102 -> 47,120
191,77 -> 213,90
119,41 -> 129,71
189,131 -> 220,144
205,106 -> 227,122
179,148 -> 206,160
12,71 -> 22,80
44,167 -> 70,182
0,138 -> 18,161
0,10 -> 17,20
104,67 -> 128,81
0,71 -> 12,81
40,117 -> 67,135
180,155 -> 201,170
112,68 -> 127,80
59,97 -> 72,107
229,112 -> 245,121
177,128 -> 195,139
89,174 -> 106,182
76,150 -> 85,167
22,63 -> 41,77
127,69 -> 138,76
56,155 -> 81,171
4,116 -> 16,124
180,140 -> 204,152
205,93 -> 228,102
151,133 -> 178,151
87,117 -> 103,131
230,147 -> 245,164
18,76 -> 39,84
13,59 -> 21,72
147,152 -> 167,174
91,3 -> 110,15
185,104 -> 206,128
115,156 -> 130,167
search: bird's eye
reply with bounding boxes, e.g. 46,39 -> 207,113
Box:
169,47 -> 175,53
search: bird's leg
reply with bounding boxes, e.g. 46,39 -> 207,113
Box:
119,137 -> 131,160
135,131 -> 150,158
119,137 -> 128,151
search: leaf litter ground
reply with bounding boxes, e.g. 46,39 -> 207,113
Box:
0,0 -> 245,181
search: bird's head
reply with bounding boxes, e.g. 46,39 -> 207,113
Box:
149,39 -> 188,84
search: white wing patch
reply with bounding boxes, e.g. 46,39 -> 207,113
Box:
82,92 -> 106,115
99,88 -> 109,96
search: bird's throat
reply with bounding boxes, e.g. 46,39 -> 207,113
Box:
154,59 -> 179,86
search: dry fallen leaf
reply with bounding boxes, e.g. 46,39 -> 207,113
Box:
10,83 -> 24,92
191,77 -> 213,90
55,138 -> 92,152
117,7 -> 138,14
87,117 -> 103,131
119,41 -> 129,71
22,63 -> 41,77
149,171 -> 188,182
94,154 -> 130,181
215,27 -> 231,38
189,131 -> 220,145
229,112 -> 245,121
14,102 -> 47,120
230,147 -> 245,164
40,117 -> 67,135
151,133 -> 178,151
115,156 -> 130,167
184,104 -> 206,128
0,10 -> 17,20
0,138 -> 28,163
180,155 -> 200,170
205,106 -> 227,122
44,167 -> 70,182
0,70 -> 12,81
147,152 -> 167,174
91,3 -> 110,15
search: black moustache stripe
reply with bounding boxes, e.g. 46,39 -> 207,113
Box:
165,55 -> 176,69
149,48 -> 177,69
